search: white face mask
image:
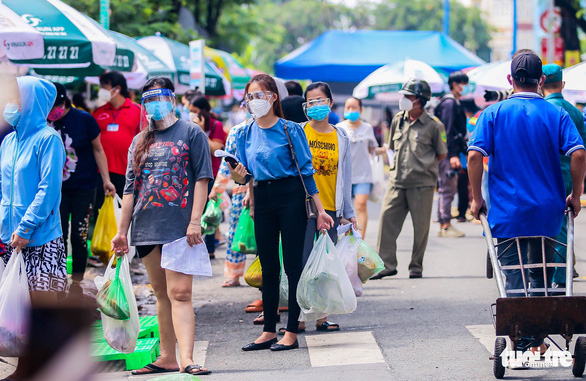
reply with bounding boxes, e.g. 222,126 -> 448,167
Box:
399,96 -> 413,112
189,112 -> 198,121
98,88 -> 113,104
247,99 -> 272,119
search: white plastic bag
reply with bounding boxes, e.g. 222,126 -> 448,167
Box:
336,229 -> 363,297
0,251 -> 31,357
94,255 -> 139,353
278,272 -> 289,308
161,238 -> 212,277
297,234 -> 357,322
369,155 -> 385,203
112,194 -> 136,261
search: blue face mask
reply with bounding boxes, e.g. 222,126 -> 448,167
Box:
145,101 -> 173,121
307,105 -> 330,121
3,103 -> 21,127
461,84 -> 471,96
344,111 -> 360,122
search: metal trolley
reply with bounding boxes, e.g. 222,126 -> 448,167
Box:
480,210 -> 586,379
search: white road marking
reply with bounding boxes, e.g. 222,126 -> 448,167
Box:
305,331 -> 385,368
466,324 -> 497,354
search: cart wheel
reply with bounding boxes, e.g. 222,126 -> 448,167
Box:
572,336 -> 586,377
494,337 -> 506,379
486,250 -> 493,279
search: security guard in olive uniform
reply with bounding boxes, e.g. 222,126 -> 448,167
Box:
373,79 -> 448,279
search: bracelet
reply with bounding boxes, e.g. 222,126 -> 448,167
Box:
189,222 -> 201,226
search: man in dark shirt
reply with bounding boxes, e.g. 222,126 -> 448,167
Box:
434,71 -> 469,238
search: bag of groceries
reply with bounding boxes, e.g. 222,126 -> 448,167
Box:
201,198 -> 223,235
94,255 -> 139,353
96,258 -> 130,320
336,227 -> 363,297
244,256 -> 262,288
297,234 -> 357,322
231,208 -> 256,254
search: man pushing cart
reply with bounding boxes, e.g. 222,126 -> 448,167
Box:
468,50 -> 586,378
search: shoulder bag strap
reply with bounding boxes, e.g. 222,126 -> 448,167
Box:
283,121 -> 311,198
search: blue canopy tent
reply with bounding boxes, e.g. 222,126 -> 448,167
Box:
275,30 -> 485,82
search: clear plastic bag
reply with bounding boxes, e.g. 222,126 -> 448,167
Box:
369,155 -> 385,203
0,251 -> 31,357
96,259 -> 130,320
278,242 -> 288,308
297,234 -> 357,322
94,255 -> 139,353
336,230 -> 363,297
357,239 -> 385,283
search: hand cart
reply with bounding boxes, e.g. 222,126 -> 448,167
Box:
480,209 -> 586,379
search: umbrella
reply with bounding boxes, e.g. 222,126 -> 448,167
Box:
467,61 -> 511,92
353,59 -> 445,101
2,0 -> 117,75
562,62 -> 586,103
204,47 -> 251,90
137,35 -> 231,96
86,31 -> 175,90
0,3 -> 44,60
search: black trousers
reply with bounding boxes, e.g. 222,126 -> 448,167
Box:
254,177 -> 308,333
60,188 -> 96,280
457,168 -> 469,219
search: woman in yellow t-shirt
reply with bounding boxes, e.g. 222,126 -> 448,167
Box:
278,81 -> 356,335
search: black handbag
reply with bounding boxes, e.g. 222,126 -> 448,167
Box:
283,121 -> 318,219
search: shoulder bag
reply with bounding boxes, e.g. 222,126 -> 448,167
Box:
283,121 -> 318,219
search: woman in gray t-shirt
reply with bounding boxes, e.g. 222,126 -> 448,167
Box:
111,77 -> 213,376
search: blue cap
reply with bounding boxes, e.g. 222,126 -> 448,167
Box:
543,64 -> 563,83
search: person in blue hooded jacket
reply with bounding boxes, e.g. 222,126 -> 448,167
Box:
0,76 -> 67,294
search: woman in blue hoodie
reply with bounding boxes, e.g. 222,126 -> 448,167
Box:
0,76 -> 67,294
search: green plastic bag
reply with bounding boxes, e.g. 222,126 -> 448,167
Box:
354,238 -> 385,283
231,208 -> 256,254
96,259 -> 130,321
201,199 -> 222,235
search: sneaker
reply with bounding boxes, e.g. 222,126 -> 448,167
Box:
438,225 -> 465,238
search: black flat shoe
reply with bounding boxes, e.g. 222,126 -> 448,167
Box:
370,269 -> 397,280
242,338 -> 277,351
270,339 -> 299,351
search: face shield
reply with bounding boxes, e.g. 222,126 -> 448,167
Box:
244,91 -> 274,119
302,98 -> 331,121
140,88 -> 177,131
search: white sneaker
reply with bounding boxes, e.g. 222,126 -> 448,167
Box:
438,225 -> 465,238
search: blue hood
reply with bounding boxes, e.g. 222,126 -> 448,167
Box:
14,76 -> 57,138
0,76 -> 65,247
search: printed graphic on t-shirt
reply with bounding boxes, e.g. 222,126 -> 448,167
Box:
62,133 -> 78,181
135,140 -> 191,210
308,139 -> 338,176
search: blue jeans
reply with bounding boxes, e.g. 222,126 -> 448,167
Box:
498,237 -> 555,350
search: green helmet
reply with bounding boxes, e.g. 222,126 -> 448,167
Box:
399,78 -> 432,101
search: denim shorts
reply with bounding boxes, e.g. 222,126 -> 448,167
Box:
352,182 -> 372,197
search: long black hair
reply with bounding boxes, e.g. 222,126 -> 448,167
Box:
190,92 -> 213,132
134,77 -> 176,172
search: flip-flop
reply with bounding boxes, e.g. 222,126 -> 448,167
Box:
316,321 -> 340,332
130,363 -> 179,375
183,364 -> 212,375
245,299 -> 263,313
253,312 -> 280,325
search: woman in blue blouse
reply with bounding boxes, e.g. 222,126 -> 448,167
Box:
231,74 -> 334,352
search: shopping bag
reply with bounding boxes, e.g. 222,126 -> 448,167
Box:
231,208 -> 256,254
369,155 -> 385,203
297,234 -> 357,322
0,251 -> 31,357
112,194 -> 136,261
94,255 -> 139,353
244,256 -> 262,288
96,259 -> 130,320
336,229 -> 363,297
278,242 -> 288,308
161,238 -> 212,276
91,195 -> 118,265
201,198 -> 222,235
357,239 -> 385,283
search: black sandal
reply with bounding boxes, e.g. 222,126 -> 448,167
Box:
183,364 -> 212,375
316,321 -> 340,332
130,363 -> 179,375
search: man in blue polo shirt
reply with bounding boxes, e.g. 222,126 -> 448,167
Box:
468,51 -> 586,353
